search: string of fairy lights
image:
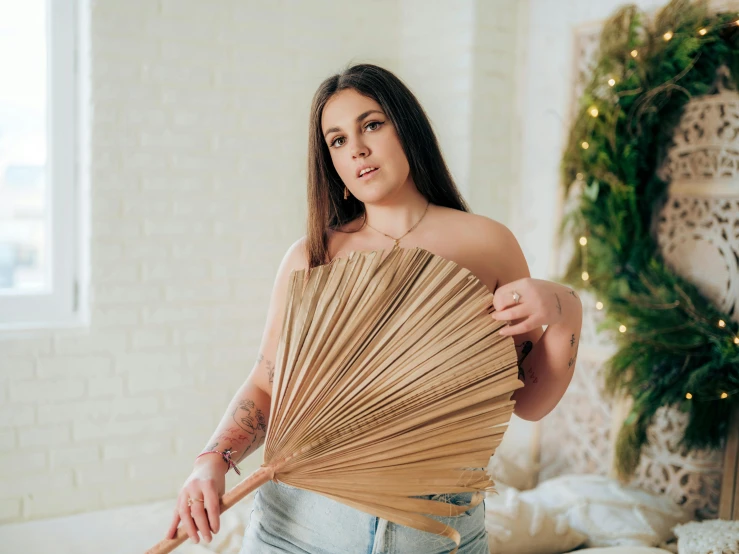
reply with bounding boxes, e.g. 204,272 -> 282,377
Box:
572,15 -> 739,403
578,229 -> 739,401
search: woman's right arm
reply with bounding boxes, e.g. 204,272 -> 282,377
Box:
166,237 -> 310,544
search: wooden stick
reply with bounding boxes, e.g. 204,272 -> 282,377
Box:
719,406 -> 739,520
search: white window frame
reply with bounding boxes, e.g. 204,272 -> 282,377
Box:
0,0 -> 86,330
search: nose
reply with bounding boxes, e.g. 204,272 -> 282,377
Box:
351,139 -> 369,158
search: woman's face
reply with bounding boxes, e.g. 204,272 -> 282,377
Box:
321,88 -> 412,202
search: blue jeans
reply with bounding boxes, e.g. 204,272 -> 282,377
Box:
240,479 -> 490,553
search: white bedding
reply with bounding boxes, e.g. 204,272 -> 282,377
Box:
0,488 -> 679,554
0,493 -> 257,554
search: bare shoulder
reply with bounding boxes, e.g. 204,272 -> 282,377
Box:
280,235 -> 311,275
457,211 -> 513,242
440,210 -> 516,256
444,210 -> 529,289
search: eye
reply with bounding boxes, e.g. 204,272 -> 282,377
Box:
329,121 -> 383,149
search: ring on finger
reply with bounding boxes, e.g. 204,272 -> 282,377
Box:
187,497 -> 205,507
512,291 -> 521,304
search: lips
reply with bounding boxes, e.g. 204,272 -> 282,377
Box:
357,167 -> 380,179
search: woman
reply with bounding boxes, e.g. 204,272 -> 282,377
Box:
165,64 -> 583,553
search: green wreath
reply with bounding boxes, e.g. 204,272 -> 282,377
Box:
561,0 -> 739,478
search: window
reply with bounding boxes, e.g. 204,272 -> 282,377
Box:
0,0 -> 82,329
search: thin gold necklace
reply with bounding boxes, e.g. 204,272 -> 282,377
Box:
360,200 -> 431,248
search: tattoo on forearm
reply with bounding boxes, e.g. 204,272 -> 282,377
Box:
233,399 -> 268,434
204,429 -> 252,461
570,334 -> 576,347
207,398 -> 270,463
516,340 -> 534,383
569,290 -> 578,299
555,293 -> 562,315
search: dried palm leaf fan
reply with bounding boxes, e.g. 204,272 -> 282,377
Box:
149,245 -> 521,554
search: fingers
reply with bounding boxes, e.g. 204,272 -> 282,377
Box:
166,508 -> 181,540
499,317 -> 539,336
178,495 -> 200,544
170,476 -> 224,544
491,305 -> 528,322
492,284 -> 523,312
203,485 -> 222,534
190,500 -> 213,543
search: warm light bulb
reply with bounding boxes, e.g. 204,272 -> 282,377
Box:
608,78 -> 616,87
630,49 -> 638,58
579,236 -> 588,246
595,301 -> 604,310
734,337 -> 739,345
663,31 -> 673,41
735,19 -> 739,26
719,320 -> 726,328
619,325 -> 627,333
589,107 -> 599,117
581,271 -> 590,281
576,172 -> 584,180
698,28 -> 707,35
721,392 -> 728,399
685,392 -> 693,400
581,141 -> 590,150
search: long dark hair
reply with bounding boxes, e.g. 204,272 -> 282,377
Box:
306,63 -> 469,270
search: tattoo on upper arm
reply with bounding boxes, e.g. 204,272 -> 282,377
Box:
555,293 -> 562,315
258,352 -> 276,385
516,340 -> 534,383
267,360 -> 275,385
568,334 -> 579,370
526,367 -> 538,383
569,289 -> 578,299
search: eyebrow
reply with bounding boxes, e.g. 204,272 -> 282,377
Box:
323,110 -> 385,138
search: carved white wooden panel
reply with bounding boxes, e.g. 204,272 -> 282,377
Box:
630,405 -> 724,520
539,354 -> 613,482
656,72 -> 739,322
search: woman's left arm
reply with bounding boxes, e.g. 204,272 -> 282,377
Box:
482,221 -> 583,422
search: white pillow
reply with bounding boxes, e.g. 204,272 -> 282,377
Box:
519,475 -> 690,548
485,485 -> 587,553
487,451 -> 539,491
673,520 -> 739,554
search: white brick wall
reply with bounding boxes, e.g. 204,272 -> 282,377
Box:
0,0 -> 526,523
398,0 -> 527,227
398,0 -> 476,200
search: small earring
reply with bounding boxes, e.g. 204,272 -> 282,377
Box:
344,186 -> 350,200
